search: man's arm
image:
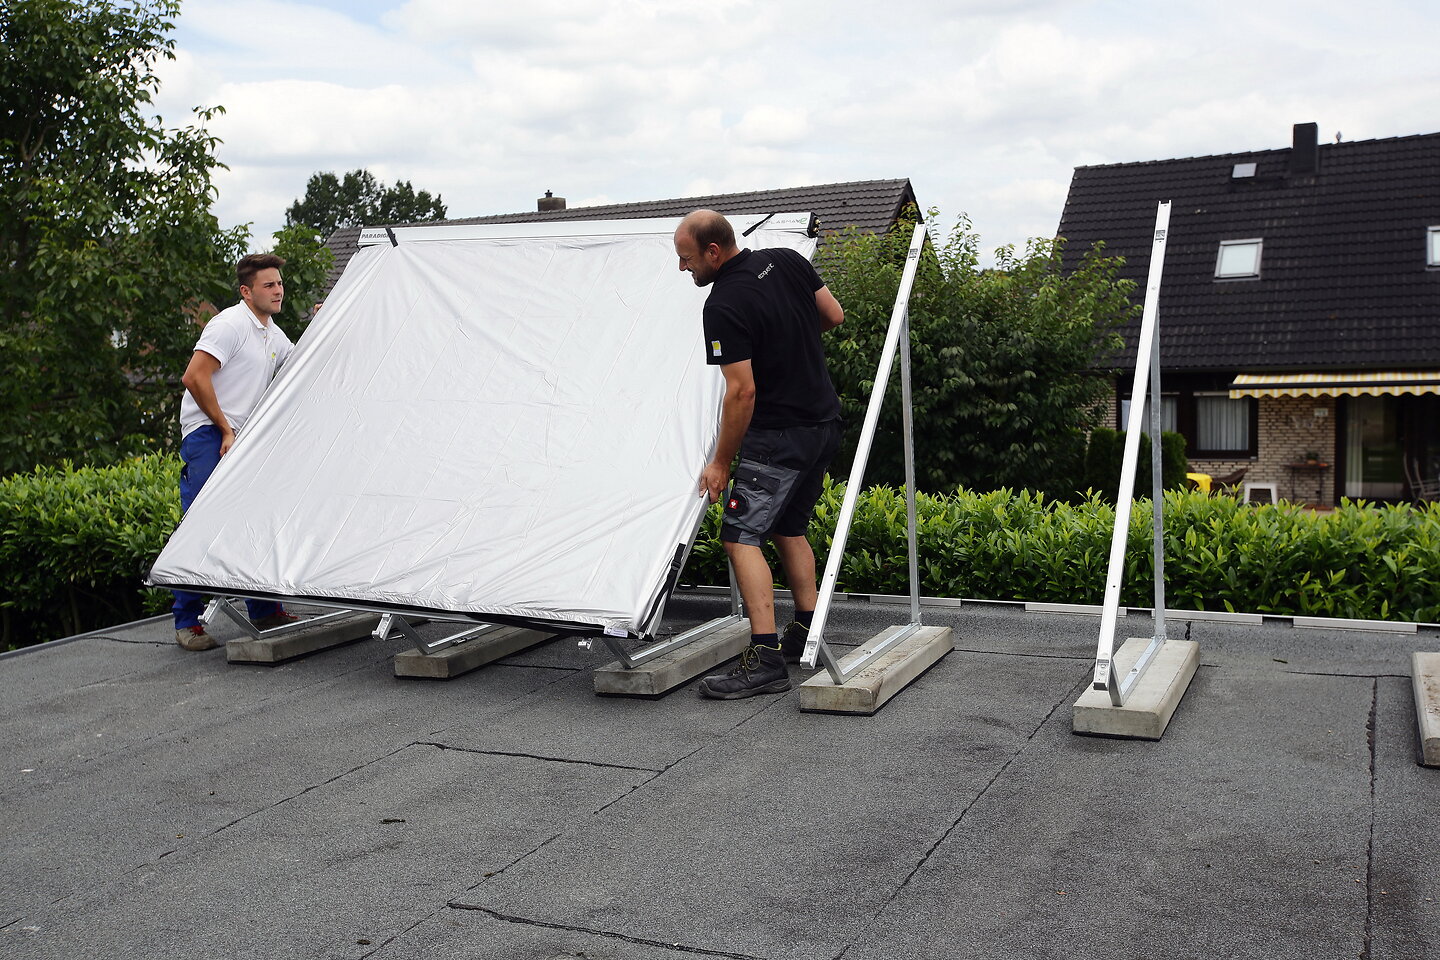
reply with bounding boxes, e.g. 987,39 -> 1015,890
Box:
815,285 -> 844,330
699,360 -> 756,502
180,350 -> 235,455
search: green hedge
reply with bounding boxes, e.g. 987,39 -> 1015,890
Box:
1,456 -> 179,649
6,460 -> 1440,650
679,480 -> 1440,622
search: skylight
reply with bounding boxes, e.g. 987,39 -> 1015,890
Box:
1231,162 -> 1257,179
1428,226 -> 1440,267
1216,239 -> 1263,279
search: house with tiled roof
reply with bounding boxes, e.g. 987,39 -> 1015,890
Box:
321,178 -> 918,297
1058,123 -> 1440,505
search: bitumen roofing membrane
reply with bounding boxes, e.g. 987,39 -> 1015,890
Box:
2,593 -> 1437,960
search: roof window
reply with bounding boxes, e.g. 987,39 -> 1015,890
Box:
1216,239 -> 1263,279
1231,162 -> 1257,179
1428,226 -> 1440,268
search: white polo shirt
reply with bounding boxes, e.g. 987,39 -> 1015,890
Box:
180,301 -> 295,439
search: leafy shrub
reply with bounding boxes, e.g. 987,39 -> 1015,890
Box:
1161,431 -> 1189,491
680,484 -> 1440,623
816,209 -> 1136,497
1080,428 -> 1188,500
7,460 -> 1438,650
1081,427 -> 1122,498
1,455 -> 179,649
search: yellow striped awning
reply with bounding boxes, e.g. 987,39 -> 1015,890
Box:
1229,372 -> 1440,399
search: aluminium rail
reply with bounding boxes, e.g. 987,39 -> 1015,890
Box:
801,222 -> 928,683
1092,200 -> 1173,706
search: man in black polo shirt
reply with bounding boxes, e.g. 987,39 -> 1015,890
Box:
674,209 -> 846,699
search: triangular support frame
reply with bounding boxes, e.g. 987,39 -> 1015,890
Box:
1093,200 -> 1173,706
801,222 -> 928,683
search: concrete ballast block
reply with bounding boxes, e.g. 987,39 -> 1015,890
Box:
225,612 -> 380,664
1072,637 -> 1199,740
593,620 -> 752,696
393,626 -> 552,679
798,625 -> 954,715
1413,651 -> 1440,767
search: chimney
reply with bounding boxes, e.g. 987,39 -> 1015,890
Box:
538,189 -> 566,212
1290,122 -> 1319,176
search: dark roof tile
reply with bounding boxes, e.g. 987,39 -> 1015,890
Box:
1058,131 -> 1440,372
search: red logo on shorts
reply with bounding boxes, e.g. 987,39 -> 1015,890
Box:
728,498 -> 738,510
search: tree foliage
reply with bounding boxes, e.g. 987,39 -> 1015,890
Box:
1081,428 -> 1190,500
0,0 -> 247,475
267,223 -> 334,339
816,210 -> 1137,496
285,169 -> 447,237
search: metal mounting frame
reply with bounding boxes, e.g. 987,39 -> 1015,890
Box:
1093,201 -> 1173,706
380,614 -> 504,655
595,560 -> 745,668
201,596 -> 355,641
801,222 -> 928,684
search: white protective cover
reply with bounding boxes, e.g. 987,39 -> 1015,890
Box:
150,213 -> 818,636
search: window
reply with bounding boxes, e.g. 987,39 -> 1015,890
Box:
1120,386 -> 1257,458
1216,239 -> 1263,279
1428,226 -> 1440,268
1195,393 -> 1250,452
1119,396 -> 1178,435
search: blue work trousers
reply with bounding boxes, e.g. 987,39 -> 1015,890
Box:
171,425 -> 280,628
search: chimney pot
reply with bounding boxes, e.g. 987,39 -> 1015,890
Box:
538,190 -> 566,212
1290,122 -> 1319,177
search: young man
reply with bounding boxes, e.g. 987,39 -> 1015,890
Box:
674,210 -> 846,699
171,254 -> 298,650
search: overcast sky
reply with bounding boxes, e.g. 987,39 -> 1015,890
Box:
156,0 -> 1438,263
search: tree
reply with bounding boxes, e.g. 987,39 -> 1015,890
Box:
0,0 -> 247,474
267,223 -> 334,340
285,169 -> 447,237
816,209 -> 1137,496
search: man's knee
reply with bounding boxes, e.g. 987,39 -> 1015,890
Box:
723,539 -> 763,560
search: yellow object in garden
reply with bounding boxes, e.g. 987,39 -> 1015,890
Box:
1186,472 -> 1213,494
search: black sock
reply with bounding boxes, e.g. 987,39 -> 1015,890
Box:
795,610 -> 814,628
751,632 -> 779,647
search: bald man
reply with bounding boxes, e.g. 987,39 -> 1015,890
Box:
674,210 -> 845,699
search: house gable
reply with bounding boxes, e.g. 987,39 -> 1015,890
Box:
1058,128 -> 1440,372
320,178 -> 918,297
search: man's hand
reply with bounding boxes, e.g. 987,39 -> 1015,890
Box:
699,461 -> 730,503
219,427 -> 236,457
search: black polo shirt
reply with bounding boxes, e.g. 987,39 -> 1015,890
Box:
702,247 -> 841,429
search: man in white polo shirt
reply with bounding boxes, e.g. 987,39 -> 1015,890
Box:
172,253 -> 298,650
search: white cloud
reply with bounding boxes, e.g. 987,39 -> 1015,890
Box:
156,0 -> 1440,259
731,106 -> 812,147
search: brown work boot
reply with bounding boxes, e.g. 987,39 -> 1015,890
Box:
175,625 -> 217,651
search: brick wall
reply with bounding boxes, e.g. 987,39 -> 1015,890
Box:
1188,395 -> 1337,505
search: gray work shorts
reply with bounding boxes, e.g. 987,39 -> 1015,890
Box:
720,420 -> 842,547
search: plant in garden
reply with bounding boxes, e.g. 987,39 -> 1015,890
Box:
0,455 -> 181,648
1081,428 -> 1189,500
0,0 -> 248,474
678,486 -> 1440,624
7,463 -> 1438,650
815,209 -> 1136,496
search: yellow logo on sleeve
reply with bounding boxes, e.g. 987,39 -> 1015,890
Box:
711,340 -> 722,357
